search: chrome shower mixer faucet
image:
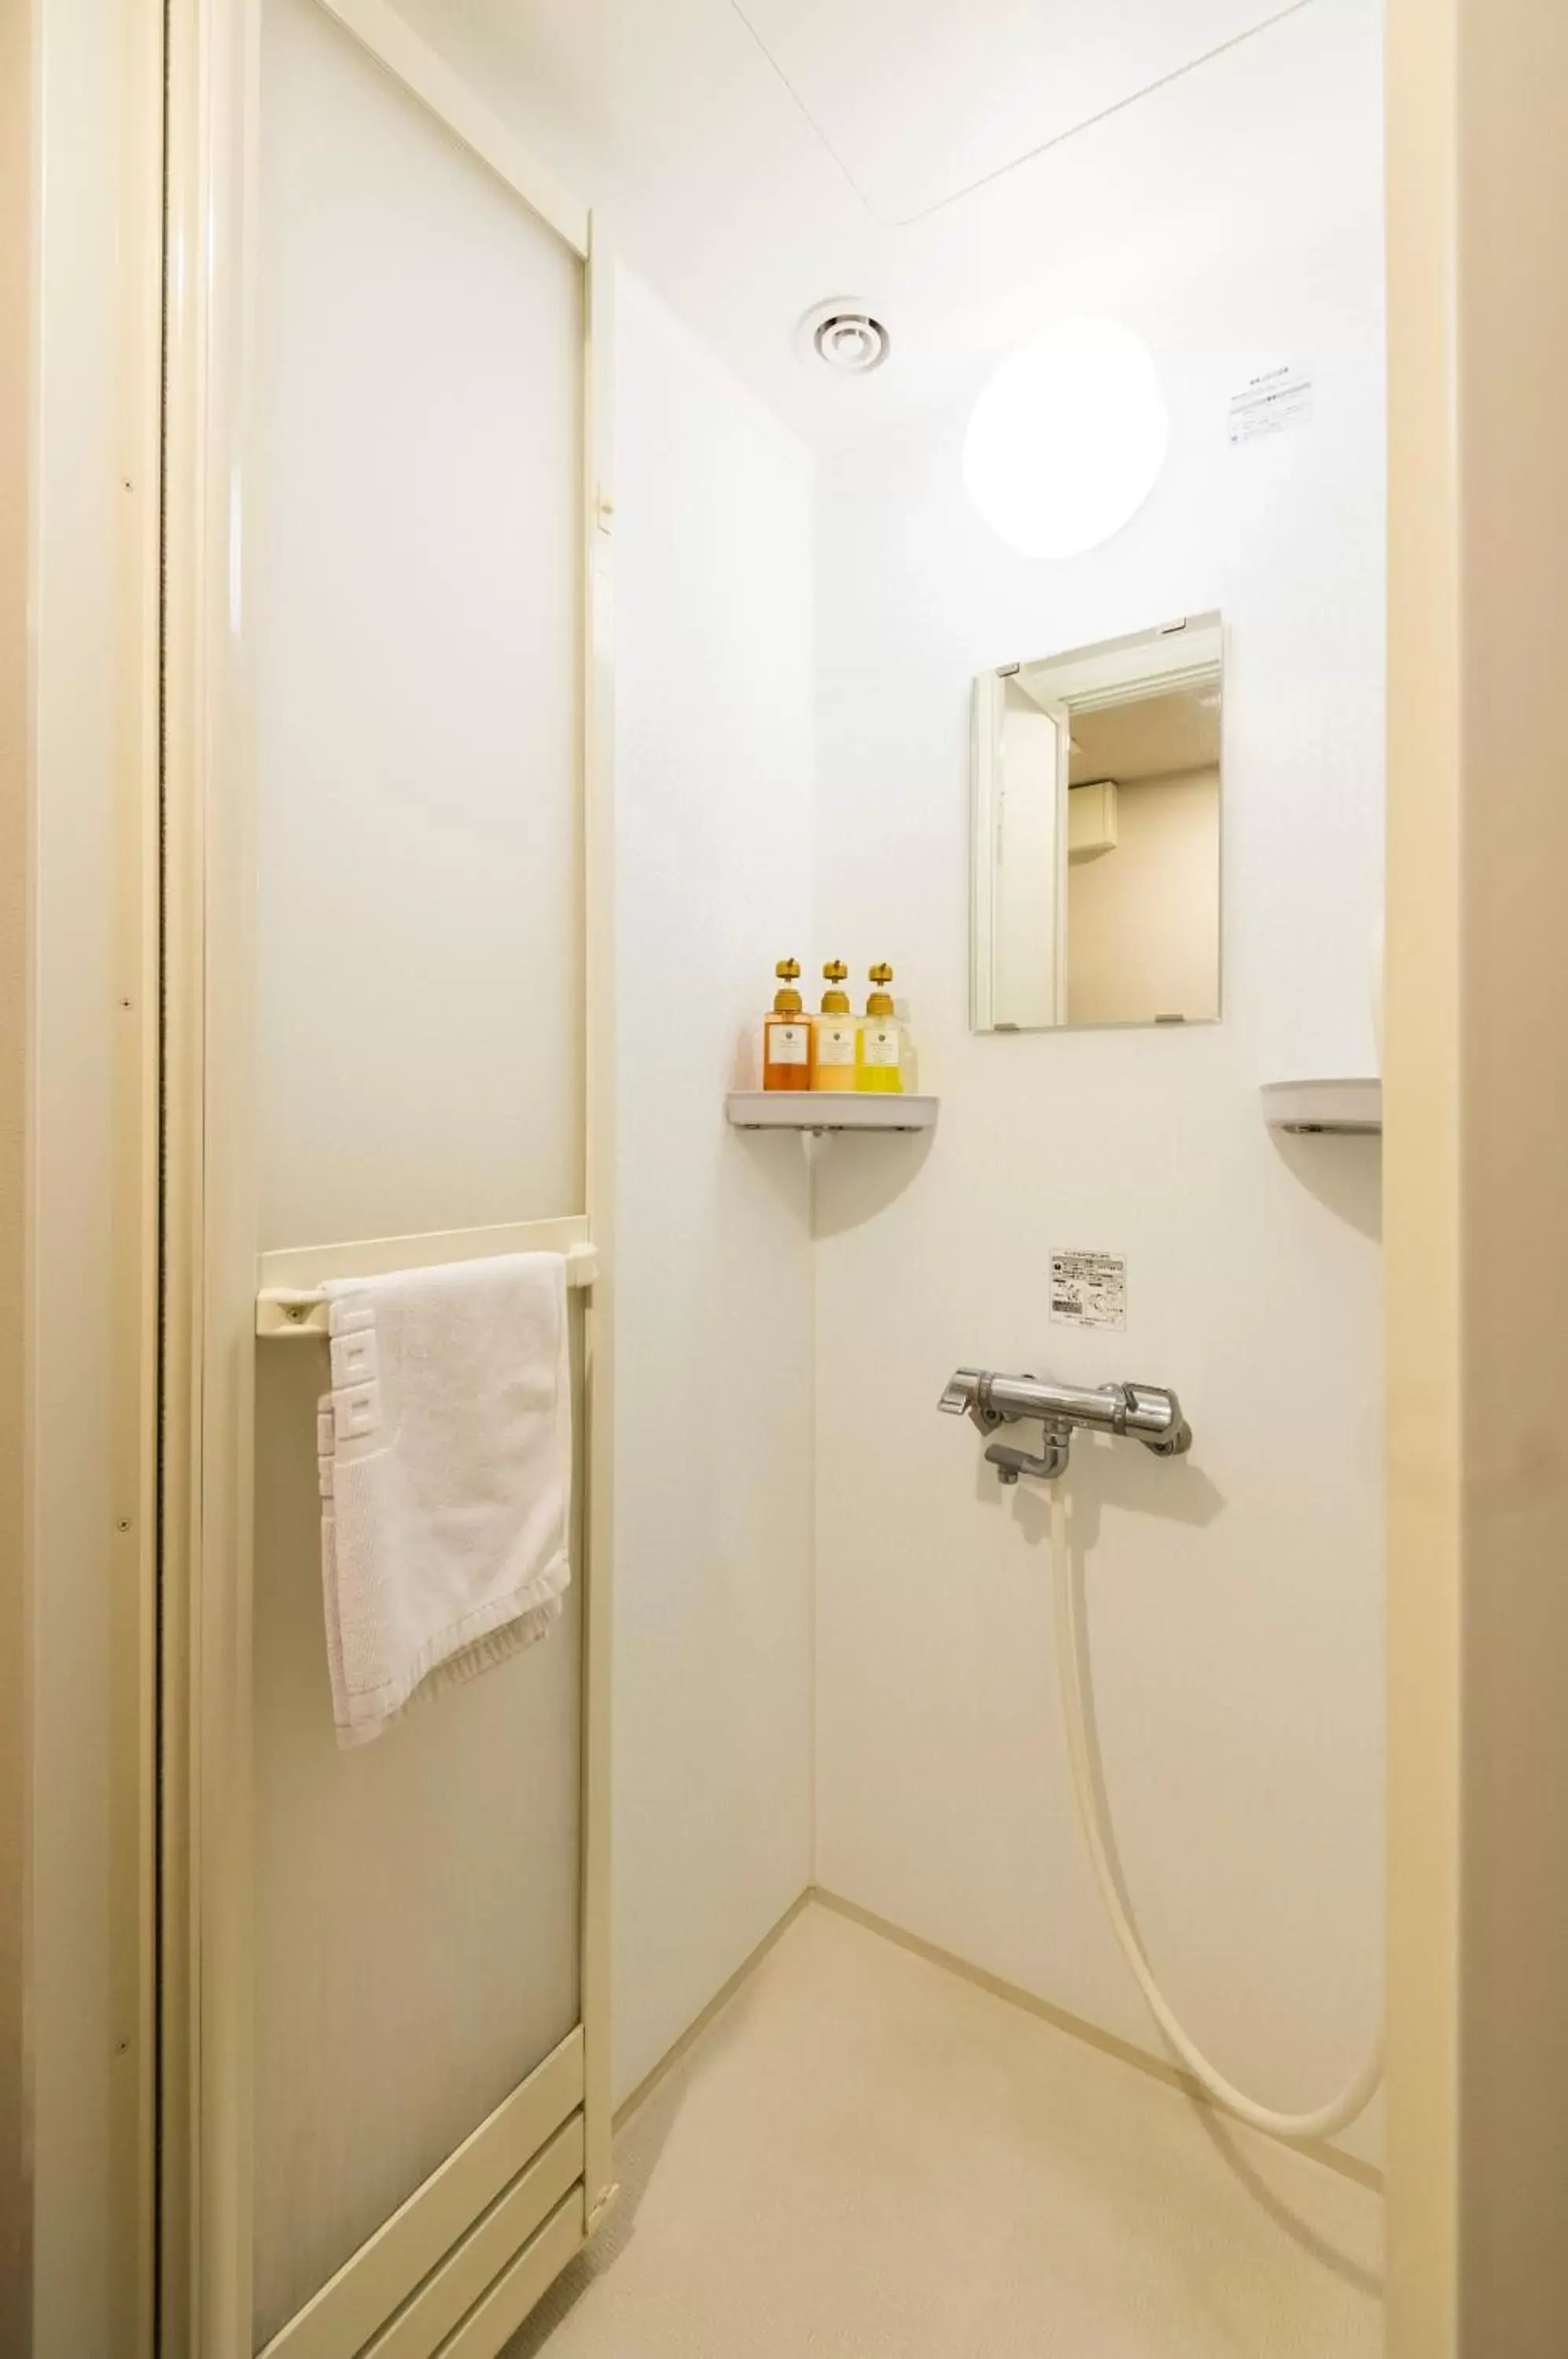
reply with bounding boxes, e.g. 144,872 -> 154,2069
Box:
937,1367 -> 1191,1483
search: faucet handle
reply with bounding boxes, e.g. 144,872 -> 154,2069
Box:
938,1369 -> 1008,1433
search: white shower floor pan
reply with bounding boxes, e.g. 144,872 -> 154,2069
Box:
502,1901 -> 1382,2359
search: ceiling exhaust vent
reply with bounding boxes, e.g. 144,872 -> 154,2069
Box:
798,297 -> 890,376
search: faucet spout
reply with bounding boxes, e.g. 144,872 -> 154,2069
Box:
985,1428 -> 1072,1485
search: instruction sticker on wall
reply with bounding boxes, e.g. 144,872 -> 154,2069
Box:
1050,1250 -> 1128,1331
1228,360 -> 1314,445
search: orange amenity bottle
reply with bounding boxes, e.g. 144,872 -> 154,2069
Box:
763,959 -> 810,1091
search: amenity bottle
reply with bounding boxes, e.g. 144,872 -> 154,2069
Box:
810,962 -> 859,1092
762,959 -> 810,1091
855,964 -> 905,1094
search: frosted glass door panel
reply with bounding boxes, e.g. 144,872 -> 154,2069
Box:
251,0 -> 587,2340
256,0 -> 583,1252
252,1339 -> 583,2346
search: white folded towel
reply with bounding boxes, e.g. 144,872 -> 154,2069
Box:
315,1252 -> 572,1748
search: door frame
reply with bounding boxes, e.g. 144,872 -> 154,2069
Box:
142,0 -> 1568,2349
1385,0 -> 1568,2348
10,0 -> 164,2348
159,1 -> 617,2343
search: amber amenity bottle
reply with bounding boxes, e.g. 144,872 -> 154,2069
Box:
810,961 -> 859,1092
763,959 -> 810,1091
855,963 -> 905,1094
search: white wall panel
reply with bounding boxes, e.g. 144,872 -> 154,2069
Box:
609,282 -> 817,2105
812,8 -> 1386,2169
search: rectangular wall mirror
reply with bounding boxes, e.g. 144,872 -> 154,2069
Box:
971,613 -> 1223,1032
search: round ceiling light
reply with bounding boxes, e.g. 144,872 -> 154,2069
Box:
961,316 -> 1168,560
798,297 -> 890,377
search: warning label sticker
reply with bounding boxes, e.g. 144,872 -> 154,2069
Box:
1228,360 -> 1313,445
1050,1250 -> 1128,1331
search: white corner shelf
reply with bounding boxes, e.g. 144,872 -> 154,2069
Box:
1261,1078 -> 1382,1135
726,1091 -> 938,1135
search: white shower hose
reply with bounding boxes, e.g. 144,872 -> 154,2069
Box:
1047,1487 -> 1383,2142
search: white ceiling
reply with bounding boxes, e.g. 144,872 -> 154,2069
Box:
385,0 -> 1380,447
731,0 -> 1307,223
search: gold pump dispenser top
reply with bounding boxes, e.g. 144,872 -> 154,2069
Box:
867,962 -> 895,1018
772,959 -> 803,1016
820,959 -> 851,1014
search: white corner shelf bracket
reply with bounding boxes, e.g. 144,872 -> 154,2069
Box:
1261,1078 -> 1382,1135
726,1091 -> 939,1138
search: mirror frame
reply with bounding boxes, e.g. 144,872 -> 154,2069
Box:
970,611 -> 1224,1033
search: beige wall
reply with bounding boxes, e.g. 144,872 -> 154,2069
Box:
1066,767 -> 1220,1026
0,0 -> 33,2335
1453,0 -> 1568,2323
1384,0 -> 1460,2340
1386,0 -> 1568,2350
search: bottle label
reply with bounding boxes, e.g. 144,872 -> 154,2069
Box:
815,1023 -> 856,1066
862,1025 -> 900,1067
767,1023 -> 808,1066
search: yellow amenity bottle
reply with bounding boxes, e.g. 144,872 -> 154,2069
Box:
856,963 -> 905,1094
810,961 -> 859,1092
763,959 -> 810,1091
